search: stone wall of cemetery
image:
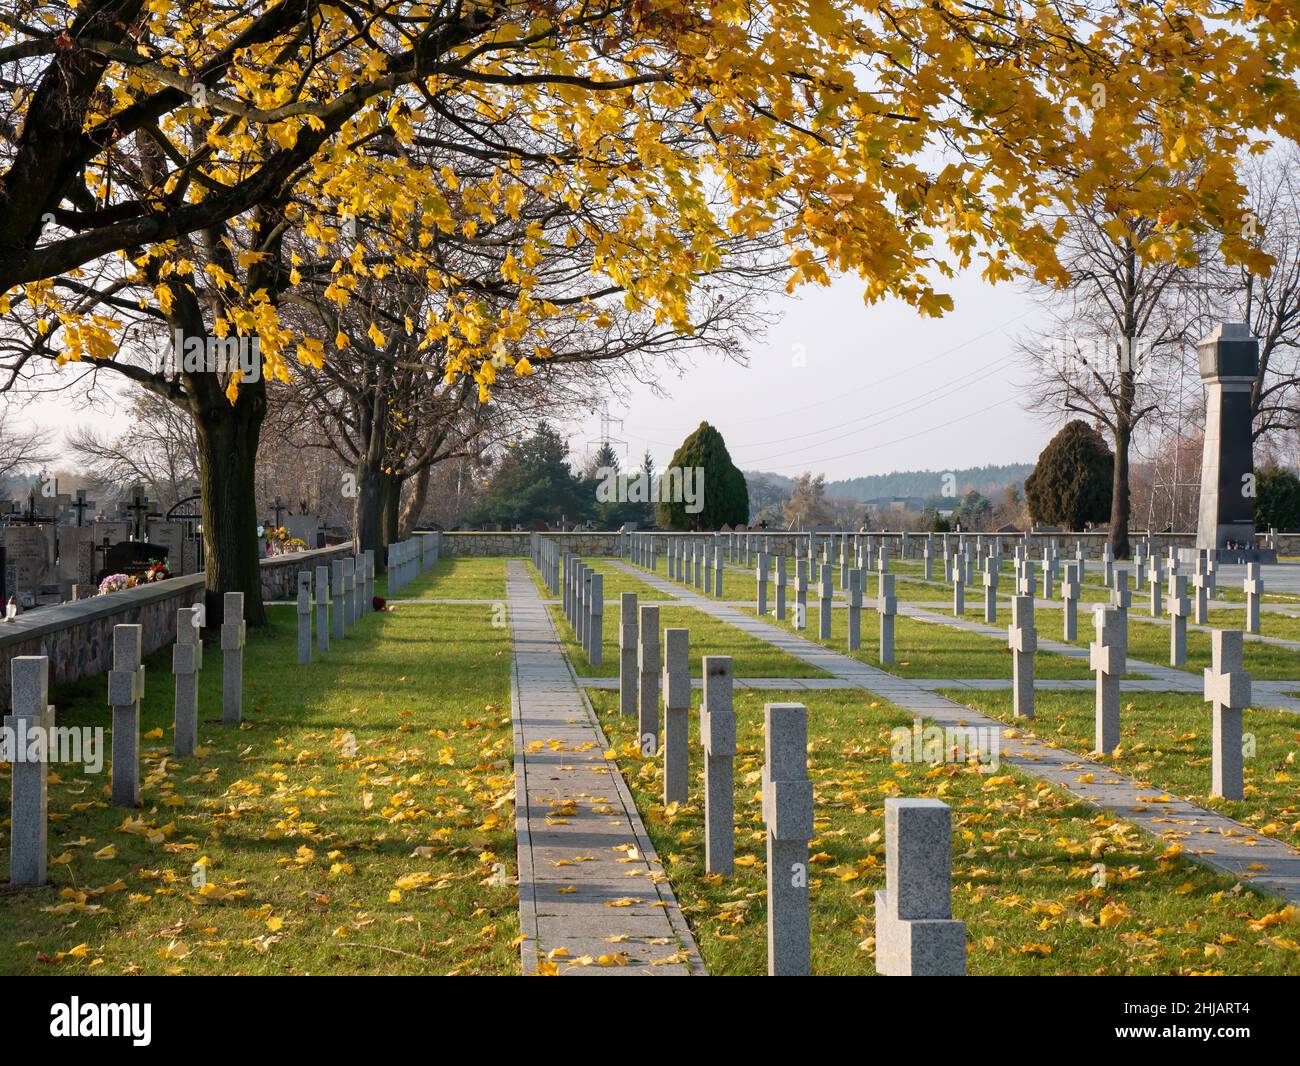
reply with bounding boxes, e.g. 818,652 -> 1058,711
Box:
0,543 -> 351,707
433,528 -> 1300,559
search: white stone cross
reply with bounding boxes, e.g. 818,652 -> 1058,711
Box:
1243,562 -> 1263,635
1009,594 -> 1036,720
1204,630 -> 1251,800
1091,606 -> 1126,754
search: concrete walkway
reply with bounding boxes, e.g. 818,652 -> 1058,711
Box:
615,560 -> 1300,903
507,561 -> 704,975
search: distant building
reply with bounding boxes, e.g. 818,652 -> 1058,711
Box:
863,496 -> 925,514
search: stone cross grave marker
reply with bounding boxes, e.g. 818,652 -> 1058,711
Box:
315,565 -> 330,652
701,655 -> 736,875
756,551 -> 769,616
951,556 -> 964,616
662,628 -> 690,804
222,592 -> 246,725
774,554 -> 787,621
1204,630 -> 1251,800
342,556 -> 356,630
1062,562 -> 1079,641
878,573 -> 897,665
1147,556 -> 1164,617
587,571 -> 604,667
795,559 -> 808,631
763,702 -> 813,976
1244,562 -> 1262,635
875,798 -> 965,976
1169,574 -> 1190,667
638,606 -> 660,756
1192,557 -> 1209,625
6,656 -> 52,884
1009,594 -> 1036,720
847,569 -> 862,651
173,605 -> 203,757
818,563 -> 833,639
297,571 -> 312,665
619,593 -> 638,717
1091,606 -> 1126,754
331,559 -> 345,641
108,624 -> 145,806
982,557 -> 998,624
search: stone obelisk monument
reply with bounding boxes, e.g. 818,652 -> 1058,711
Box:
1194,323 -> 1272,563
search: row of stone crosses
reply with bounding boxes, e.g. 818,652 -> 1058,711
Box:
543,533 -> 1255,972
5,535 -> 443,893
531,537 -> 965,976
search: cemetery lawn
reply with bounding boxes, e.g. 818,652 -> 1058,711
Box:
0,602 -> 519,976
940,689 -> 1300,852
590,689 -> 1300,975
379,556 -> 507,600
778,605 -> 1099,681
1130,604 -> 1300,643
1036,608 -> 1300,680
535,559 -> 671,601
548,604 -> 829,679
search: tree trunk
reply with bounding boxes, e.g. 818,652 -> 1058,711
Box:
1109,419 -> 1132,560
195,386 -> 267,626
379,471 -> 402,546
353,457 -> 383,570
398,464 -> 430,539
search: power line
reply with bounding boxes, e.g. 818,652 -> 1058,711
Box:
731,351 -> 1020,465
758,395 -> 1023,474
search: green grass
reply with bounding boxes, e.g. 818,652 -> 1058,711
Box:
591,688 -> 1300,975
380,557 -> 508,600
549,603 -> 829,679
542,558 -> 672,601
768,603 -> 1097,680
1130,604 -> 1300,644
0,602 -> 518,975
1036,607 -> 1300,680
939,688 -> 1300,852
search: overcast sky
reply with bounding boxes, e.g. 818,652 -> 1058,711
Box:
560,269 -> 1059,482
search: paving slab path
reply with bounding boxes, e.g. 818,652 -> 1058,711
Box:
613,560 -> 1300,903
507,561 -> 704,975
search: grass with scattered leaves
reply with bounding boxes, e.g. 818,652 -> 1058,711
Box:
549,603 -> 829,679
0,602 -> 517,975
940,688 -> 1300,851
591,688 -> 1300,975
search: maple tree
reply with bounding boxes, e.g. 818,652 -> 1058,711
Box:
1,0 -> 1298,618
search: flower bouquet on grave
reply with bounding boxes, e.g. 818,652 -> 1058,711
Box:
98,573 -> 131,594
143,560 -> 171,583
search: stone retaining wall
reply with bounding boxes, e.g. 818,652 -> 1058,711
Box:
0,544 -> 352,709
